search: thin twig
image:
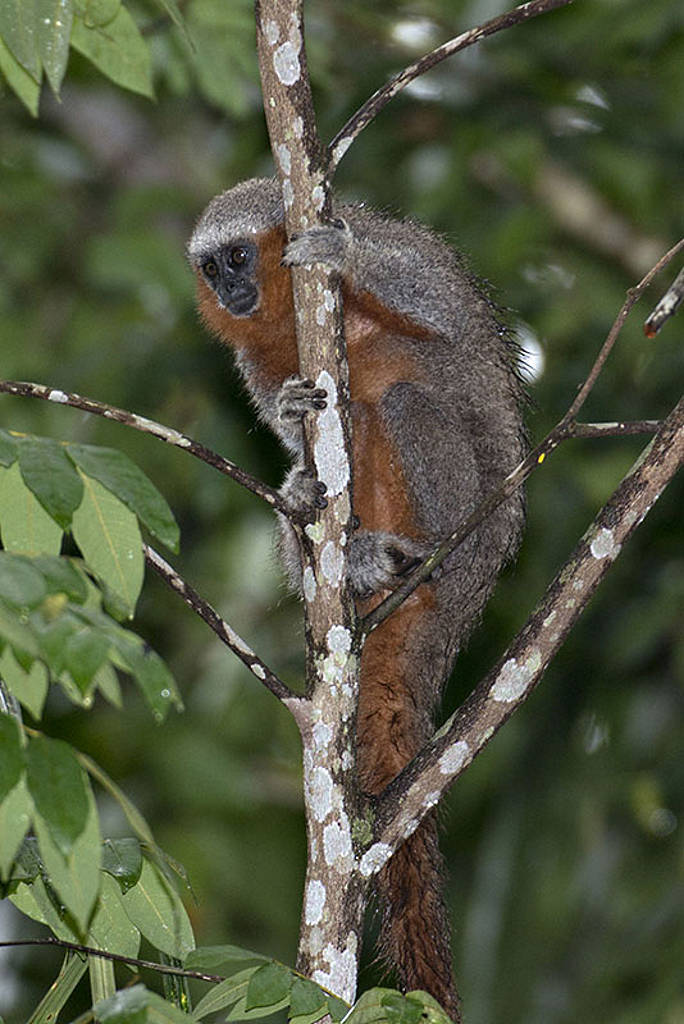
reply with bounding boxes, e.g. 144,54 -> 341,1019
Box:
644,265 -> 684,337
0,379 -> 285,513
563,238 -> 684,423
144,545 -> 301,707
0,938 -> 224,984
327,0 -> 574,175
363,240 -> 684,634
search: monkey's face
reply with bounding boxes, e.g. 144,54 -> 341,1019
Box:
196,241 -> 259,317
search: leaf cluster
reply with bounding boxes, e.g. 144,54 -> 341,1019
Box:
0,0 -> 257,116
0,429 -> 180,716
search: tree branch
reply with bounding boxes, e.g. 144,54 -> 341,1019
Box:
0,379 -> 285,513
644,265 -> 684,337
143,545 -> 301,708
256,0 -> 363,1002
371,395 -> 684,858
0,938 -> 224,985
570,420 -> 661,439
327,0 -> 574,175
363,237 -> 684,634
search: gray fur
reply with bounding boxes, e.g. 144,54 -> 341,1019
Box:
190,179 -> 526,1012
189,176 -> 526,633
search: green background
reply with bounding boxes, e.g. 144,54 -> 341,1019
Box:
1,0 -> 682,1020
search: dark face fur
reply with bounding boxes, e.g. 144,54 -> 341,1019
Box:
197,240 -> 259,317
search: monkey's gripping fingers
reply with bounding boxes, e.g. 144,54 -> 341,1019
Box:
277,376 -> 328,424
280,465 -> 328,518
282,219 -> 353,274
348,530 -> 432,598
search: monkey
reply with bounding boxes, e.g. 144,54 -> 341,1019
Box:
188,178 -> 526,1018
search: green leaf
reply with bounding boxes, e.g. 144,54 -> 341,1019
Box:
344,990 -> 390,1024
0,553 -> 47,608
25,735 -> 89,856
95,983 -> 195,1023
93,660 -> 122,707
0,777 -> 33,878
0,599 -> 40,659
10,836 -> 43,883
78,751 -> 157,849
36,0 -> 73,94
26,952 -> 89,1024
380,993 -> 423,1024
289,978 -> 327,1017
345,990 -> 429,1024
88,954 -> 117,1006
327,994 -> 351,1021
404,992 -> 451,1024
228,994 -> 292,1021
0,33 -> 41,115
120,857 -> 194,959
289,1011 -> 335,1024
67,444 -> 180,552
102,837 -> 143,894
193,967 -> 260,1020
246,962 -> 293,1011
0,463 -> 63,556
71,5 -> 153,98
74,0 -> 120,27
0,0 -> 40,78
18,437 -> 84,530
36,614 -> 78,676
89,871 -> 141,959
34,784 -> 101,934
152,0 -> 189,38
71,475 -> 144,618
64,626 -> 112,690
0,431 -> 18,467
185,945 -> 269,975
108,628 -> 182,719
0,649 -> 48,718
10,873 -> 79,941
32,556 -> 88,603
0,712 -> 23,801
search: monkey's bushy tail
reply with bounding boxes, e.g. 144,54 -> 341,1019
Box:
377,813 -> 460,1021
357,597 -> 460,1020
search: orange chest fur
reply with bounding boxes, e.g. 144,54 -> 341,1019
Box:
195,230 -> 428,537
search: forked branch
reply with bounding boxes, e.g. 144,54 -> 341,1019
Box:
373,395 -> 684,854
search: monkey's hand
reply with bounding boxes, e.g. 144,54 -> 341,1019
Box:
275,374 -> 328,453
349,530 -> 432,598
282,219 -> 352,274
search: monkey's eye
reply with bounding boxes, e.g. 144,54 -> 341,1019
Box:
230,247 -> 248,266
203,259 -> 219,279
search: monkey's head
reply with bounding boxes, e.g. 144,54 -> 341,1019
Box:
188,178 -> 285,319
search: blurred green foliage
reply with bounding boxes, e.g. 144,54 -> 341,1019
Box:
1,0 -> 682,1021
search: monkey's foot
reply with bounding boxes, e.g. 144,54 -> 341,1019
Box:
280,466 -> 328,516
282,220 -> 351,273
349,530 -> 429,597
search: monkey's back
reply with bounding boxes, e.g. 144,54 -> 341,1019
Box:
338,199 -> 526,650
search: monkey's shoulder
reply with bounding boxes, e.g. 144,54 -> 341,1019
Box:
337,203 -> 501,348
